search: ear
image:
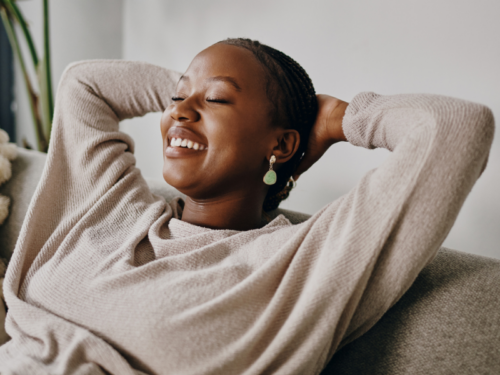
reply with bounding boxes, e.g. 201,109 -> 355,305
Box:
271,129 -> 300,164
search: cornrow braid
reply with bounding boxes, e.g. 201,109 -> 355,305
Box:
219,38 -> 318,211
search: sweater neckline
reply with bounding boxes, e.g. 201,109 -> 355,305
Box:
167,197 -> 292,238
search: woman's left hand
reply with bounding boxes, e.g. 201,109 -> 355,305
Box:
293,94 -> 349,180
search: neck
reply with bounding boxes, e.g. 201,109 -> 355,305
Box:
181,192 -> 266,231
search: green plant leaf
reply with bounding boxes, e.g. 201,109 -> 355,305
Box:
37,0 -> 53,149
4,0 -> 39,68
0,6 -> 47,151
37,55 -> 52,148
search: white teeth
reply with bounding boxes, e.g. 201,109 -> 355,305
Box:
169,137 -> 206,150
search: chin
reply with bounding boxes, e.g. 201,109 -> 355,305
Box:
162,164 -> 203,199
162,168 -> 189,192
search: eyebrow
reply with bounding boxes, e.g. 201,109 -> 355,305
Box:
179,75 -> 242,92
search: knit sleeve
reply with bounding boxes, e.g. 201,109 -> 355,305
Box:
11,60 -> 180,280
340,93 -> 494,341
289,92 -> 495,361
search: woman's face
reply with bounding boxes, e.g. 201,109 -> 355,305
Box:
160,43 -> 283,200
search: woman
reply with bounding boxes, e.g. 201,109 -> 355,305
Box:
0,38 -> 494,374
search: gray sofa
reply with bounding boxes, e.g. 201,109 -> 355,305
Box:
1,148 -> 499,374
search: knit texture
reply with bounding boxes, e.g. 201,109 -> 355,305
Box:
0,60 -> 495,375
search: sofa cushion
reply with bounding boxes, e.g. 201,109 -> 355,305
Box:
0,148 -> 47,260
323,248 -> 500,375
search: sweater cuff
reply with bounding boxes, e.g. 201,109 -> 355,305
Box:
342,91 -> 382,149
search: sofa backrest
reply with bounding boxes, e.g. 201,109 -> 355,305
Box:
323,248 -> 500,374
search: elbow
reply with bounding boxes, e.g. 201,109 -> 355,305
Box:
473,105 -> 495,175
456,103 -> 495,177
55,61 -> 97,107
478,105 -> 495,141
449,101 -> 495,150
432,100 -> 495,177
58,61 -> 91,89
469,103 -> 495,152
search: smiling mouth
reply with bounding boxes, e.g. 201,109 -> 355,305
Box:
169,137 -> 206,151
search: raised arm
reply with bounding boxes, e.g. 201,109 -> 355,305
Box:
288,92 -> 495,360
10,60 -> 180,282
339,93 -> 494,341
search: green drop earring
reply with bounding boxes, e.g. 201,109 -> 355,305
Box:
263,155 -> 277,185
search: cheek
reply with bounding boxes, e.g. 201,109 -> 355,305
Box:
210,121 -> 270,173
162,104 -> 273,195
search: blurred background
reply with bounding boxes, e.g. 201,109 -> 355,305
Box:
3,0 -> 499,258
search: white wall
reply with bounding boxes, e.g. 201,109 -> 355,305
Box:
122,0 -> 500,259
14,0 -> 123,148
11,0 -> 499,259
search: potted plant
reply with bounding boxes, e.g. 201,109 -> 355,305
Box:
0,0 -> 53,152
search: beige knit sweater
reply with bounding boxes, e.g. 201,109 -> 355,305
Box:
0,61 -> 494,375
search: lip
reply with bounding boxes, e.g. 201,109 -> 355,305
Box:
165,126 -> 208,158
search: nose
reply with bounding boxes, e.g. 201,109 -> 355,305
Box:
169,99 -> 200,123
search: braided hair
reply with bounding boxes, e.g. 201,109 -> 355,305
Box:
219,38 -> 318,211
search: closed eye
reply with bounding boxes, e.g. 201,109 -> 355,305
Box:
206,98 -> 229,104
172,97 -> 228,103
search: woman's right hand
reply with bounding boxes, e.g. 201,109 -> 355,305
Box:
293,94 -> 349,180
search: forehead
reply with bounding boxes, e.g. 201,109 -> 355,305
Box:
181,43 -> 267,92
